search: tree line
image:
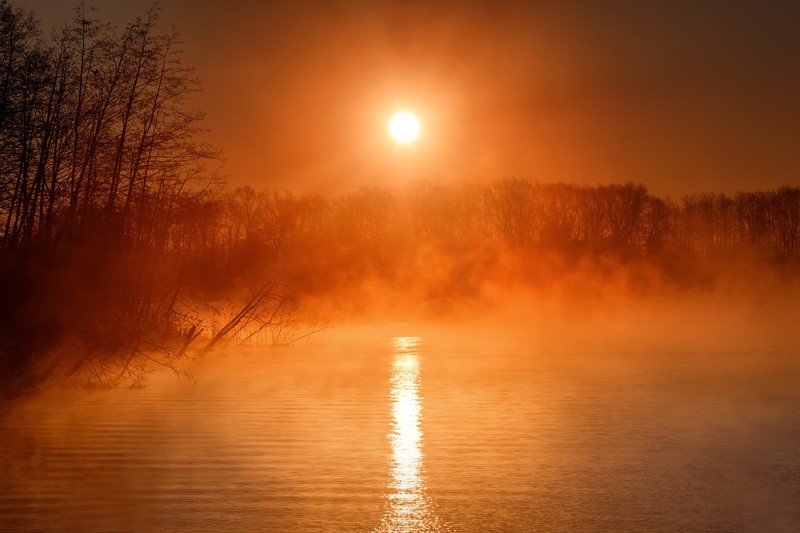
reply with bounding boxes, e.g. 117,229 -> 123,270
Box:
212,181 -> 800,272
1,1 -> 798,395
3,1 -> 797,277
0,2 -> 265,395
1,1 -> 216,251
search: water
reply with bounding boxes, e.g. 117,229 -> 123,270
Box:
2,327 -> 800,532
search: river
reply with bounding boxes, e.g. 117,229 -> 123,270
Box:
2,325 -> 800,531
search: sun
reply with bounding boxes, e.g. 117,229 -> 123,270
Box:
388,111 -> 420,144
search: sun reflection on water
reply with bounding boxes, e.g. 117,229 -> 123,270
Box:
375,337 -> 446,533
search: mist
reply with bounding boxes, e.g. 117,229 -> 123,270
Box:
2,2 -> 800,531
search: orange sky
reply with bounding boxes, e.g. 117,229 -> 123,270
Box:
23,0 -> 800,196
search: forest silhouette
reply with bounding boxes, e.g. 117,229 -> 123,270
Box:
1,2 -> 799,396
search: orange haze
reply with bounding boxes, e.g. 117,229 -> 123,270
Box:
20,0 -> 800,196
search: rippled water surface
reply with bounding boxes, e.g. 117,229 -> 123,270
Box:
2,327 -> 800,532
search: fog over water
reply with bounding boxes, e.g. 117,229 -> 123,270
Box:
2,3 -> 799,530
2,314 -> 799,532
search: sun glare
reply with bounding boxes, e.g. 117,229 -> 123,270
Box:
388,111 -> 420,144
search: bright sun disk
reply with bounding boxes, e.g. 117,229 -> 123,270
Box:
388,111 -> 420,144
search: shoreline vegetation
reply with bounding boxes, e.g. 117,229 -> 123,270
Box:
1,2 -> 799,397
